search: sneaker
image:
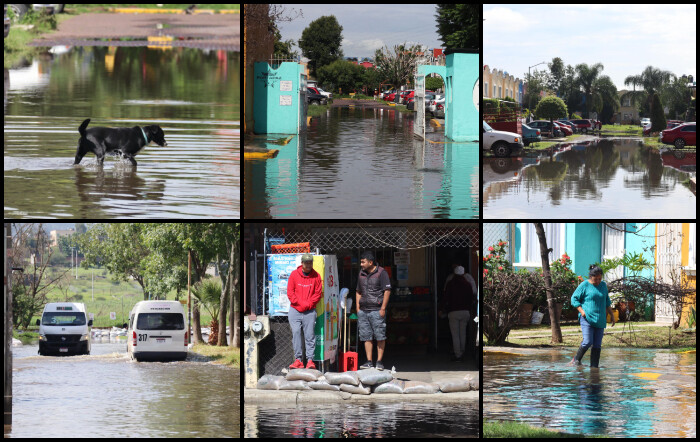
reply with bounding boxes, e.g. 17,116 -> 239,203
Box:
306,359 -> 316,370
359,360 -> 373,370
375,360 -> 384,371
289,359 -> 304,369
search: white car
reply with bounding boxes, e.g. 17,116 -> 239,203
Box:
483,121 -> 524,157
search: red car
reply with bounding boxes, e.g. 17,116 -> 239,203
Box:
660,122 -> 696,148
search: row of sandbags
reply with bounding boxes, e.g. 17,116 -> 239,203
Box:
256,368 -> 479,394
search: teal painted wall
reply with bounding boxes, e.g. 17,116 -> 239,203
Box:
567,223 -> 602,278
445,52 -> 479,142
254,62 -> 305,134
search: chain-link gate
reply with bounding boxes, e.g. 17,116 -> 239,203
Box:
249,223 -> 480,376
414,74 -> 426,139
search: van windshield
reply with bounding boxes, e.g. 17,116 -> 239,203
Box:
136,313 -> 185,330
42,312 -> 87,326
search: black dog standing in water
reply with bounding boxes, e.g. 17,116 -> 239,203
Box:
73,118 -> 167,166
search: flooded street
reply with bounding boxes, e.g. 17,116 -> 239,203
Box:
10,342 -> 240,437
4,47 -> 239,218
483,137 -> 696,218
245,402 -> 479,437
484,348 -> 696,437
244,107 -> 478,218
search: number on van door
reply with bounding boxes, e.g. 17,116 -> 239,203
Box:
138,333 -> 148,341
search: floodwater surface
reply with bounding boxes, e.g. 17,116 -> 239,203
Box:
4,47 -> 239,218
9,342 -> 240,437
484,348 -> 696,437
245,402 -> 479,437
244,107 -> 478,218
483,137 -> 696,218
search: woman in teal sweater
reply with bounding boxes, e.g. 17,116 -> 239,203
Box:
568,265 -> 615,368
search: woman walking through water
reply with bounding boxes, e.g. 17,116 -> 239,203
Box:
569,265 -> 615,368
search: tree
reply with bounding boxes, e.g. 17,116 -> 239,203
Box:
435,4 -> 479,49
650,92 -> 666,133
534,223 -> 563,344
374,43 -> 422,91
535,96 -> 567,136
298,15 -> 343,77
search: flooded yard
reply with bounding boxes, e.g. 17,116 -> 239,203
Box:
484,348 -> 696,437
244,107 -> 478,218
483,137 -> 696,218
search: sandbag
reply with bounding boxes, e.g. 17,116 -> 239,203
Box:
279,380 -> 312,390
286,368 -> 323,382
339,382 -> 371,395
308,376 -> 341,391
356,368 -> 393,386
437,378 -> 472,393
257,374 -> 286,390
468,376 -> 480,391
373,379 -> 406,394
324,371 -> 360,386
402,381 -> 440,394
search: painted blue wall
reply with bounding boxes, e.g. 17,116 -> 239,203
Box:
254,62 -> 304,134
445,51 -> 478,141
567,223 -> 602,278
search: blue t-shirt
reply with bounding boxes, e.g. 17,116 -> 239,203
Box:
570,280 -> 611,329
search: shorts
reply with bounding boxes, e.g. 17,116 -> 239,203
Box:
358,309 -> 386,341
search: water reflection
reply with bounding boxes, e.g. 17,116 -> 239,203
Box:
10,342 -> 240,437
245,402 -> 479,438
244,107 -> 478,218
483,138 -> 696,218
4,46 -> 239,218
484,348 -> 696,437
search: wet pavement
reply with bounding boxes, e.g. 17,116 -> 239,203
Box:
483,137 -> 696,218
484,347 -> 696,437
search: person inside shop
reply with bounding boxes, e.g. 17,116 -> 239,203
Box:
356,251 -> 392,371
438,265 -> 476,362
287,253 -> 323,370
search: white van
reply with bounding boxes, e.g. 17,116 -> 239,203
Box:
126,300 -> 188,362
36,302 -> 92,356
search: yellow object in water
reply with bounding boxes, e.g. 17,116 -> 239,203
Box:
244,149 -> 279,160
484,350 -> 524,356
633,372 -> 662,380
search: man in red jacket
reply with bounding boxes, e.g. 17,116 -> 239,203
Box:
287,253 -> 323,370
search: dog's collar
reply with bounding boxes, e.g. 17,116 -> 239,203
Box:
139,127 -> 149,144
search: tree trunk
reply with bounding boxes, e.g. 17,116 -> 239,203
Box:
534,223 -> 563,343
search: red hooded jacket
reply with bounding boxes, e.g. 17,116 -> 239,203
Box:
287,265 -> 323,313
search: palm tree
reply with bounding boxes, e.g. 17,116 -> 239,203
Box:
623,66 -> 676,116
574,63 -> 605,118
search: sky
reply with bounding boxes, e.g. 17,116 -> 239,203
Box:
484,4 -> 697,90
276,4 -> 443,60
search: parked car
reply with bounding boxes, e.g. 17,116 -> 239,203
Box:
569,119 -> 593,133
483,121 -> 524,157
306,88 -> 327,105
521,123 -> 542,146
660,122 -> 696,148
528,120 -> 561,138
